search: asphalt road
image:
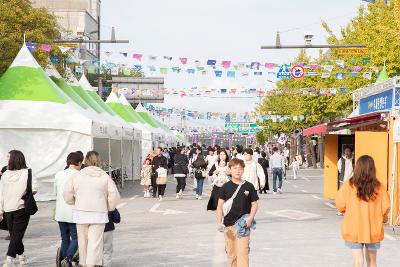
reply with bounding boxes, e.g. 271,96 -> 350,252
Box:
1,169 -> 399,267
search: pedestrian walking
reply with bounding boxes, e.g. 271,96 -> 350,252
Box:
63,151 -> 120,267
102,209 -> 121,267
257,151 -> 270,193
173,147 -> 189,199
0,152 -> 10,241
270,147 -> 284,194
338,146 -> 354,189
336,155 -> 390,267
205,148 -> 218,189
242,148 -> 265,193
207,150 -> 230,210
191,147 -> 207,200
55,152 -> 81,267
140,158 -> 152,198
0,150 -> 37,267
216,158 -> 259,267
151,148 -> 168,199
289,156 -> 300,180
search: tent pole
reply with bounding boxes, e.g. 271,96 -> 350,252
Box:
121,135 -> 124,188
108,138 -> 111,176
390,142 -> 397,225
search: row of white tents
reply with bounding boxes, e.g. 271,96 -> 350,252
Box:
0,44 -> 187,200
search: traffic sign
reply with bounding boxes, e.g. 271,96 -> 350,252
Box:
290,65 -> 305,79
277,64 -> 291,79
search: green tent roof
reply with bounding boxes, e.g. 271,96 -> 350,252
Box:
0,45 -> 68,103
106,92 -> 136,123
376,66 -> 389,83
70,84 -> 103,114
118,94 -> 147,124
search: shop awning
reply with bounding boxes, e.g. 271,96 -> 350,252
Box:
327,112 -> 389,132
303,124 -> 327,136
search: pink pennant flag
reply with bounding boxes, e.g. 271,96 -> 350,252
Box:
309,64 -> 318,70
133,53 -> 143,61
264,63 -> 274,69
352,66 -> 363,72
179,57 -> 188,64
40,44 -> 52,53
221,60 -> 231,69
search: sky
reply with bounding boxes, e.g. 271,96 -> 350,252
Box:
100,0 -> 367,122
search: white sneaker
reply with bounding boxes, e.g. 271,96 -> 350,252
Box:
179,189 -> 183,196
159,195 -> 163,201
176,193 -> 180,199
273,191 -> 277,195
278,188 -> 283,194
18,255 -> 27,266
195,194 -> 199,199
198,196 -> 202,200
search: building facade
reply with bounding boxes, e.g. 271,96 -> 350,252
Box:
31,0 -> 101,61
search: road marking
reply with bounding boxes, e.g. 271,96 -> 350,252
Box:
324,202 -> 336,209
292,185 -> 299,188
267,209 -> 320,221
301,190 -> 308,193
149,203 -> 186,215
129,195 -> 138,200
117,202 -> 127,209
301,177 -> 311,182
312,195 -> 321,200
386,233 -> 396,241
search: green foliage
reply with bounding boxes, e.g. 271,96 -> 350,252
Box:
258,0 -> 400,137
0,0 -> 69,75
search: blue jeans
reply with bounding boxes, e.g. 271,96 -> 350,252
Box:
196,178 -> 205,196
272,168 -> 283,192
58,222 -> 78,261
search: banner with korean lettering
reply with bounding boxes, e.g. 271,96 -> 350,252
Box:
359,89 -> 392,115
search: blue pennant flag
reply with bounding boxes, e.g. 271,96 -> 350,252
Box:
134,64 -> 142,71
26,42 -> 36,52
207,60 -> 217,66
187,69 -> 195,74
214,70 -> 223,77
148,65 -> 156,72
227,71 -> 235,78
50,55 -> 59,64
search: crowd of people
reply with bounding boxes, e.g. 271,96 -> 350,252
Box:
0,143 -> 392,267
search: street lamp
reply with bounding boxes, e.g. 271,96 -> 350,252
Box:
261,31 -> 366,49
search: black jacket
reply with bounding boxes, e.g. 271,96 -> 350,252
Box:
173,154 -> 189,175
105,209 -> 121,232
258,158 -> 269,177
152,155 -> 168,173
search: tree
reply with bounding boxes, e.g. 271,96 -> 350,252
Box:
0,0 -> 66,75
258,0 -> 400,137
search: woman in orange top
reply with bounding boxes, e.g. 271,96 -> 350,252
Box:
336,155 -> 390,267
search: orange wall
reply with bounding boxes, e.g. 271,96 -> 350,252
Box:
324,135 -> 338,199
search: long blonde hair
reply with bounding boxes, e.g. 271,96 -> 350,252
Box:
84,151 -> 102,167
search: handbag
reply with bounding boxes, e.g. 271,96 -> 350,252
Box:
222,181 -> 244,217
22,169 -> 38,216
194,168 -> 205,179
156,167 -> 168,185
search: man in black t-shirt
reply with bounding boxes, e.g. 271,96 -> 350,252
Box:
216,158 -> 259,267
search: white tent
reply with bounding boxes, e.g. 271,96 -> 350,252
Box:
0,44 -> 114,200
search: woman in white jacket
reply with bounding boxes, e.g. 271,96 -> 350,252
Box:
0,150 -> 37,267
54,152 -> 82,267
243,148 -> 266,191
63,151 -> 120,267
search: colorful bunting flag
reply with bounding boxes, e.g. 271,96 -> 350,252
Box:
336,72 -> 345,80
179,57 -> 188,64
362,72 -> 372,79
214,70 -> 223,77
207,60 -> 216,66
26,42 -> 36,52
40,44 -> 52,53
133,54 -> 143,61
227,71 -> 235,78
222,60 -> 231,69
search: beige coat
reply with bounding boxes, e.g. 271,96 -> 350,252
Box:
63,166 -> 120,213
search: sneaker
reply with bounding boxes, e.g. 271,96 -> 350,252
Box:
2,262 -> 16,267
278,188 -> 283,194
273,191 -> 277,195
60,259 -> 71,267
337,211 -> 344,216
198,196 -> 202,200
176,193 -> 180,199
178,189 -> 183,196
195,194 -> 199,199
18,255 -> 27,266
158,195 -> 163,201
